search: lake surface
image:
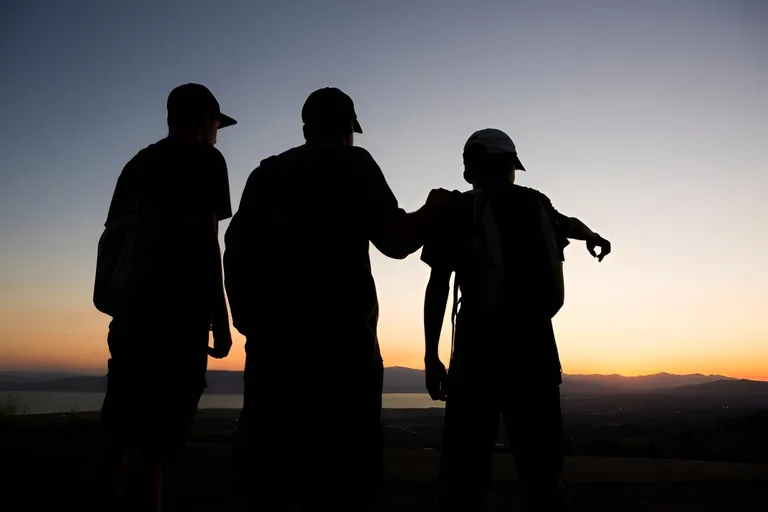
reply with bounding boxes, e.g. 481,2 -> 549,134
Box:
1,391 -> 444,415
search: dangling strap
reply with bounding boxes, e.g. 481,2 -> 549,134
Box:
450,273 -> 460,361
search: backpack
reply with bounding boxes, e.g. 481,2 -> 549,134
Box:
449,186 -> 565,352
93,197 -> 157,317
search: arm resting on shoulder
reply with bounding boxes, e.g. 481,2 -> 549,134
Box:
373,207 -> 433,260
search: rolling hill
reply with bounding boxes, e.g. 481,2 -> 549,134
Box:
1,367 -> 763,398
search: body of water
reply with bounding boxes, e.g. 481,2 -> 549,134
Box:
1,391 -> 444,415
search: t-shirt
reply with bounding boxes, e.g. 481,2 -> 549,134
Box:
224,143 -> 405,370
421,183 -> 570,384
105,137 -> 232,316
421,184 -> 569,274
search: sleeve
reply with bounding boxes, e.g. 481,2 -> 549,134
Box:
351,147 -> 406,238
536,191 -> 571,259
105,154 -> 141,226
420,204 -> 457,271
208,147 -> 233,221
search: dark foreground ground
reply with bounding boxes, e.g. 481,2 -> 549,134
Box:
2,411 -> 768,511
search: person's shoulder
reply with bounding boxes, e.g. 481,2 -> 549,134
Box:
346,145 -> 374,159
512,184 -> 553,206
154,137 -> 224,162
260,144 -> 311,167
119,142 -> 158,177
254,145 -> 302,171
246,146 -> 299,185
438,189 -> 472,227
511,184 -> 544,197
129,140 -> 161,162
345,146 -> 378,166
191,141 -> 227,169
336,146 -> 381,181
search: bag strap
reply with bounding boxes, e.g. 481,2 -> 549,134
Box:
450,272 -> 460,361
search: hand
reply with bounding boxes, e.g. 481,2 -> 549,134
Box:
586,233 -> 611,262
424,188 -> 458,214
208,323 -> 232,359
425,355 -> 448,401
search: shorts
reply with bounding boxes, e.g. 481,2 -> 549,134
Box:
438,383 -> 565,511
100,315 -> 209,462
234,351 -> 384,510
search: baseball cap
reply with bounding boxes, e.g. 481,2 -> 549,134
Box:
167,83 -> 237,128
463,128 -> 526,171
301,87 -> 363,134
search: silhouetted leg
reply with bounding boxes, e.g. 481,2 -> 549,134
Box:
235,352 -> 302,511
503,385 -> 565,511
438,389 -> 500,512
299,371 -> 380,512
156,366 -> 207,512
99,352 -> 151,509
361,362 -> 384,510
98,311 -> 208,511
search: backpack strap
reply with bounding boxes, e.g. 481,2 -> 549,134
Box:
450,272 -> 460,361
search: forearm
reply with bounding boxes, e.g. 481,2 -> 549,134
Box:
210,220 -> 229,327
211,247 -> 230,327
566,217 -> 597,240
375,207 -> 431,260
424,272 -> 450,359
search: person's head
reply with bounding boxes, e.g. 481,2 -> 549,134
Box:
462,128 -> 526,187
167,83 -> 237,145
301,87 -> 363,146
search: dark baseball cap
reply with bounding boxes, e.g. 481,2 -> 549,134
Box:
301,87 -> 362,134
167,83 -> 237,129
463,128 -> 526,171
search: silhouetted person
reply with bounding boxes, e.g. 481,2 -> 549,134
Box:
224,87 -> 453,511
92,83 -> 236,511
421,129 -> 611,511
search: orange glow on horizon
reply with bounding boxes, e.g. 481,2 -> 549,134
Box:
3,325 -> 766,382
1,286 -> 766,382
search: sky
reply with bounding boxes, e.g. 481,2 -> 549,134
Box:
1,0 -> 767,379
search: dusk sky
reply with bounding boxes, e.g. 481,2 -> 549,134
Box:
1,0 -> 766,378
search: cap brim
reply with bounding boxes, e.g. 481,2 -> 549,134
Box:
219,113 -> 237,129
353,119 -> 363,134
513,154 -> 526,171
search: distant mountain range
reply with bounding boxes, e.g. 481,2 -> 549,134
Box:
1,367 -> 766,398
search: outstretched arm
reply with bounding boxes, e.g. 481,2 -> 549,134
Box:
538,190 -> 611,262
564,216 -> 596,240
355,147 -> 456,259
564,216 -> 611,262
373,190 -> 454,260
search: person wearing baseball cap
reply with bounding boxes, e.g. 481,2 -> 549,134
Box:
166,82 -> 237,142
94,83 -> 236,509
301,86 -> 363,137
224,86 -> 454,510
421,128 -> 611,511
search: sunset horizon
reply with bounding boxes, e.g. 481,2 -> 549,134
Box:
2,2 -> 767,389
3,341 -> 767,383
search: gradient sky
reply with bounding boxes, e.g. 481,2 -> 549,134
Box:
1,0 -> 767,379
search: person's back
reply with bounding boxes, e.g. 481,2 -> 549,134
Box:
225,87 -> 454,511
105,137 -> 229,326
225,142 -> 394,374
423,128 -> 611,512
93,83 -> 236,511
442,182 -> 567,385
